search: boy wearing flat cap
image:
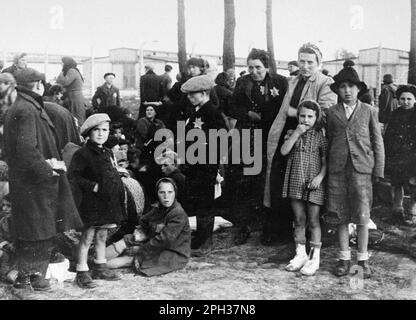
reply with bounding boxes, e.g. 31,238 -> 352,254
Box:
384,85 -> 416,224
92,72 -> 121,110
326,64 -> 384,279
180,75 -> 227,256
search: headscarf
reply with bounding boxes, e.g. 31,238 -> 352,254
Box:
61,56 -> 84,81
298,43 -> 323,65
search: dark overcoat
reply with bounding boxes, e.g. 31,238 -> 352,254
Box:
68,140 -> 125,227
134,200 -> 191,277
3,86 -> 83,241
92,83 -> 121,109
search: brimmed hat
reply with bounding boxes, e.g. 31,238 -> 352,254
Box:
14,68 -> 45,84
181,75 -> 215,93
396,84 -> 416,100
104,72 -> 116,79
80,113 -> 111,136
383,74 -> 394,84
330,66 -> 367,94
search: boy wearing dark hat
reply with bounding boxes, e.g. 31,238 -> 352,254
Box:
378,74 -> 398,125
326,65 -> 384,279
287,60 -> 300,77
92,73 -> 120,110
384,85 -> 416,224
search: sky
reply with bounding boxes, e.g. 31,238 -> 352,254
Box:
0,0 -> 411,61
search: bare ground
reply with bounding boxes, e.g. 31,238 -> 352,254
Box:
1,203 -> 416,300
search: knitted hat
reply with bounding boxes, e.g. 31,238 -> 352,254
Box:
80,113 -> 111,136
181,75 -> 215,93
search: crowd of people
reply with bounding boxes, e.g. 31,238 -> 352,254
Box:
0,42 -> 415,292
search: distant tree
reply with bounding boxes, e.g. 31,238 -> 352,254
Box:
177,0 -> 187,74
266,0 -> 277,74
409,0 -> 416,84
334,48 -> 356,60
223,0 -> 236,71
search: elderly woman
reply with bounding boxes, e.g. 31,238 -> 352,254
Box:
57,56 -> 87,126
2,53 -> 27,77
263,43 -> 337,244
105,178 -> 191,277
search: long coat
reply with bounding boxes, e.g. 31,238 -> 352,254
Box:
92,83 -> 121,109
134,200 -> 191,277
326,101 -> 384,177
57,68 -> 87,126
264,72 -> 337,207
68,140 -> 125,227
3,86 -> 83,241
43,102 -> 81,152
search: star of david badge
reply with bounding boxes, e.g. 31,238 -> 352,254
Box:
270,87 -> 280,97
193,117 -> 204,129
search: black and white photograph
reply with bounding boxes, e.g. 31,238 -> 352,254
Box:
0,0 -> 415,305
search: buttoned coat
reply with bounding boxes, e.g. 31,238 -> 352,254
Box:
264,72 -> 337,207
3,86 -> 83,241
325,101 -> 384,177
92,83 -> 121,109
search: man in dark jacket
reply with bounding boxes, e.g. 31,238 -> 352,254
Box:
378,74 -> 398,127
3,68 -> 83,291
2,53 -> 27,77
92,72 -> 121,110
139,65 -> 164,118
225,48 -> 288,245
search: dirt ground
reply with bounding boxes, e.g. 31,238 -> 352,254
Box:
1,203 -> 416,300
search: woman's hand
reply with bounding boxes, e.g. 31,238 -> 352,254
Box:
308,175 -> 324,190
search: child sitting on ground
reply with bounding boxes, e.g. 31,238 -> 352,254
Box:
281,100 -> 327,276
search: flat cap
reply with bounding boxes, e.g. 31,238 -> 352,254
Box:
80,113 -> 111,136
181,75 -> 215,93
14,68 -> 45,84
104,72 -> 116,79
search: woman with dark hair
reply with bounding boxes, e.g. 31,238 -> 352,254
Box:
57,57 -> 87,126
214,72 -> 233,129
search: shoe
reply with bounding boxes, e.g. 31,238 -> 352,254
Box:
285,244 -> 308,272
357,260 -> 371,279
91,264 -> 121,281
13,274 -> 31,290
334,260 -> 351,277
30,275 -> 52,292
75,271 -> 98,289
300,247 -> 320,276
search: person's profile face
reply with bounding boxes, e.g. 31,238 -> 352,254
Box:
248,59 -> 267,82
298,53 -> 319,77
17,56 -> 27,68
157,182 -> 175,208
160,159 -> 175,176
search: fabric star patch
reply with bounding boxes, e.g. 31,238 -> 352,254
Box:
193,117 -> 204,129
270,87 -> 280,97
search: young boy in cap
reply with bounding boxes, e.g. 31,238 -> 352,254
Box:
68,113 -> 124,288
92,72 -> 120,109
180,75 -> 226,256
326,65 -> 384,278
384,85 -> 416,224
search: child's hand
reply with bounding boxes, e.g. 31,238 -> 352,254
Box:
284,129 -> 295,140
308,175 -> 324,190
295,124 -> 308,136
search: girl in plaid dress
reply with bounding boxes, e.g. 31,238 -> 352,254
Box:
280,100 -> 328,276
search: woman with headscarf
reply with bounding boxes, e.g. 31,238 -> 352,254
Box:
56,57 -> 87,126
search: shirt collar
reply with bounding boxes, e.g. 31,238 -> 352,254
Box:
343,102 -> 357,110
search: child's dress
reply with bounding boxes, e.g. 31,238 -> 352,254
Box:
282,129 -> 328,206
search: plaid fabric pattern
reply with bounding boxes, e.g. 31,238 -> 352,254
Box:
282,129 -> 327,206
326,157 -> 372,225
